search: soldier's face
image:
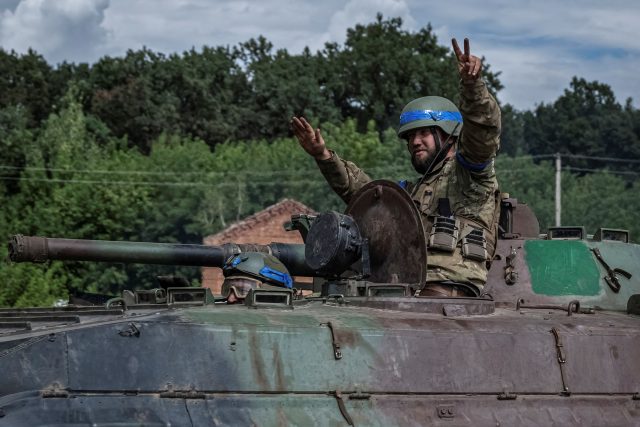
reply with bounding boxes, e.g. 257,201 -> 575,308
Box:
406,127 -> 437,174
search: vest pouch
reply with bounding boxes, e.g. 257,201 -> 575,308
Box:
462,228 -> 488,261
428,217 -> 459,252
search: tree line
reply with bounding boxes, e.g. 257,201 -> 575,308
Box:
1,15 -> 639,307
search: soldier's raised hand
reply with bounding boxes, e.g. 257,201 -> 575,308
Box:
452,38 -> 482,82
291,117 -> 331,160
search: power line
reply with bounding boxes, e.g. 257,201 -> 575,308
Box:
563,154 -> 640,164
499,153 -> 640,164
1,153 -> 638,183
506,154 -> 556,160
497,169 -> 552,175
0,176 -> 323,187
0,165 -> 207,176
563,167 -> 640,176
0,165 -> 297,177
0,167 -> 601,186
0,153 -> 607,177
0,154 -> 640,176
0,164 -> 407,177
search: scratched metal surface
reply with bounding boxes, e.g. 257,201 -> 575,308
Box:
486,238 -> 640,311
1,299 -> 640,426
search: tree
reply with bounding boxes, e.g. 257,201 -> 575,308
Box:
238,40 -> 341,139
155,47 -> 253,146
524,78 -> 640,171
0,260 -> 68,308
562,171 -> 640,239
499,104 -> 526,157
88,49 -> 181,152
322,14 -> 502,133
87,46 -> 253,152
495,156 -> 556,231
0,49 -> 57,127
0,106 -> 34,195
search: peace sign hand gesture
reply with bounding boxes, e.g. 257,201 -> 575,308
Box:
452,38 -> 482,82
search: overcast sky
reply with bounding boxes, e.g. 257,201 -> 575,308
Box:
0,0 -> 638,110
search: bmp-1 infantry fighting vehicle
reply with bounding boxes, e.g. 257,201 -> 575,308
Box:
1,180 -> 640,426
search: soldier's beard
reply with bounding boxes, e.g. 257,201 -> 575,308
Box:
411,151 -> 437,174
411,143 -> 455,174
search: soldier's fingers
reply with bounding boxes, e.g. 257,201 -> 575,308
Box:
292,127 -> 304,143
315,128 -> 324,145
460,61 -> 470,75
464,38 -> 470,58
466,57 -> 475,75
292,119 -> 309,139
293,116 -> 307,131
299,117 -> 314,132
472,57 -> 482,76
451,38 -> 464,61
291,117 -> 305,133
292,123 -> 303,137
297,120 -> 316,142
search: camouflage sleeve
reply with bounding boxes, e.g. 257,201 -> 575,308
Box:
315,150 -> 372,204
457,79 -> 501,167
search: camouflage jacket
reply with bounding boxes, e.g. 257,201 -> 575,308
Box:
315,79 -> 501,290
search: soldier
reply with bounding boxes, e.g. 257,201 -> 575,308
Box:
291,38 -> 500,297
221,252 -> 294,303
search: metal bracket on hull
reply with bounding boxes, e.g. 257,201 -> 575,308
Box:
551,327 -> 571,396
327,321 -> 343,360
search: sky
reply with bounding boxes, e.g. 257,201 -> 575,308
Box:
0,0 -> 638,110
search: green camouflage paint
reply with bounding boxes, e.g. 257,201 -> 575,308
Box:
525,240 -> 600,296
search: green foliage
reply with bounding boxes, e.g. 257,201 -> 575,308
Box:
5,16 -> 503,153
0,261 -> 69,308
502,78 -> 640,171
1,16 -> 640,307
562,172 -> 640,239
238,40 -> 341,139
0,105 -> 34,195
499,104 -> 525,157
324,15 -> 456,132
496,156 -> 640,240
496,156 -> 556,231
0,49 -> 56,126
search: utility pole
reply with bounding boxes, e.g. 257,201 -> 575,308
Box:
555,153 -> 561,226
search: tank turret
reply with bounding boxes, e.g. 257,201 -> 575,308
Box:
9,180 -> 429,291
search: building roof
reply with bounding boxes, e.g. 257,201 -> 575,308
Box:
203,199 -> 316,245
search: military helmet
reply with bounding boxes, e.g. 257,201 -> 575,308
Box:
397,96 -> 463,139
222,252 -> 293,289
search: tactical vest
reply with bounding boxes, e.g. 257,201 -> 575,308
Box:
406,157 -> 500,291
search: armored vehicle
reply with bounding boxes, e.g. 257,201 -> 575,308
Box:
2,181 -> 639,426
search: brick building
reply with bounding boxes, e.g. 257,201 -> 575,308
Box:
201,199 -> 316,293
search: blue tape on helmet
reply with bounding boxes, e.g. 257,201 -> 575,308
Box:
398,179 -> 408,189
231,256 -> 243,267
259,266 -> 293,289
399,110 -> 463,126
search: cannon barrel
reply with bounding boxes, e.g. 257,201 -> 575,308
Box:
8,235 -> 313,276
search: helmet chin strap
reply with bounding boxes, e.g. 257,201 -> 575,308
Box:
410,122 -> 461,197
430,127 -> 442,152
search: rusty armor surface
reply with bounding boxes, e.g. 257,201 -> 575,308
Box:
316,79 -> 501,289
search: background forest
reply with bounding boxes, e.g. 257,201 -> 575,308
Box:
1,16 -> 639,307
